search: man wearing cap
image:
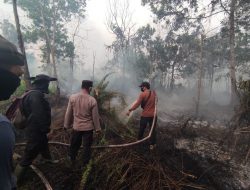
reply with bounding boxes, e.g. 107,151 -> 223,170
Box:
64,80 -> 101,166
0,35 -> 24,190
126,81 -> 157,150
15,74 -> 58,184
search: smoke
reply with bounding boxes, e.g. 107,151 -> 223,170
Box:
100,49 -> 236,124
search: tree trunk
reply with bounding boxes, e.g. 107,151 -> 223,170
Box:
229,0 -> 239,103
39,1 -> 52,75
160,72 -> 164,88
209,65 -> 214,97
45,39 -> 51,64
170,62 -> 176,91
12,0 -> 31,88
92,52 -> 96,81
196,34 -> 204,116
51,0 -> 60,97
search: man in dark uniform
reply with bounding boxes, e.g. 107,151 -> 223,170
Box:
15,74 -> 58,184
0,35 -> 24,190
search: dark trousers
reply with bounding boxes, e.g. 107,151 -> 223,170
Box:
20,133 -> 51,166
138,116 -> 157,145
69,130 -> 93,165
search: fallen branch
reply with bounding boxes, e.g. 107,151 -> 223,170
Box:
244,148 -> 250,164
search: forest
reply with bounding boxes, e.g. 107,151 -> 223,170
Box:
0,0 -> 249,189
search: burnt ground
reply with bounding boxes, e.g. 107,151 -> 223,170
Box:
14,99 -> 250,190
15,138 -> 216,190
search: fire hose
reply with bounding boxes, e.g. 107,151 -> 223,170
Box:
14,153 -> 53,190
14,97 -> 158,189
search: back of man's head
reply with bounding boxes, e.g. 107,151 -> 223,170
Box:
0,35 -> 25,100
29,74 -> 57,94
139,81 -> 150,89
81,80 -> 93,90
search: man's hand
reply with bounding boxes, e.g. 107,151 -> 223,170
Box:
95,129 -> 101,139
126,110 -> 131,116
95,129 -> 101,135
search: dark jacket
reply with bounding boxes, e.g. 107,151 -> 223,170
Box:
0,114 -> 15,190
22,90 -> 51,136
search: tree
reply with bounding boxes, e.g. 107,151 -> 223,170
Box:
106,0 -> 136,77
142,0 -> 250,103
132,24 -> 201,89
12,0 -> 31,88
212,0 -> 250,101
228,0 -> 238,102
5,0 -> 86,95
0,19 -> 18,45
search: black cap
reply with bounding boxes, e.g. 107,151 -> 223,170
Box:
81,80 -> 93,89
0,35 -> 25,66
139,81 -> 150,89
29,74 -> 57,83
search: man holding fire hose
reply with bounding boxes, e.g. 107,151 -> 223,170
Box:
126,81 -> 157,150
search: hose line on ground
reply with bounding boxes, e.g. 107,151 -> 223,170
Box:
14,153 -> 53,190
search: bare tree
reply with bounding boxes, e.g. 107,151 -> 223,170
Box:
38,0 -> 60,96
106,0 -> 136,76
92,52 -> 96,82
12,0 -> 31,88
69,18 -> 81,91
196,34 -> 204,116
229,0 -> 239,103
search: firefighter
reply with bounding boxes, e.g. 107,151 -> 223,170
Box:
15,74 -> 58,185
0,35 -> 24,190
64,80 -> 101,167
126,81 -> 157,150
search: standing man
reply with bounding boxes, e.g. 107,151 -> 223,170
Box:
64,80 -> 101,166
126,81 -> 157,150
15,74 -> 58,184
0,35 -> 24,190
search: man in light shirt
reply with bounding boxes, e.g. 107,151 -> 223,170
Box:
64,80 -> 101,166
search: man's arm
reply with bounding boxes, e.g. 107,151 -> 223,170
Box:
127,93 -> 144,114
91,99 -> 101,132
0,121 -> 15,190
64,97 -> 74,129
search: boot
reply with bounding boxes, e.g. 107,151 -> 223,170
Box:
37,154 -> 59,164
14,164 -> 28,186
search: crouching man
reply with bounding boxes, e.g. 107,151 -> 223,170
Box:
64,80 -> 101,166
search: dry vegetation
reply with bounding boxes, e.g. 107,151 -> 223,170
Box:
10,77 -> 250,190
